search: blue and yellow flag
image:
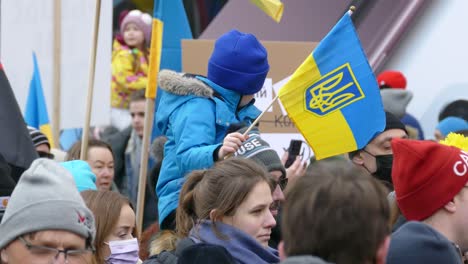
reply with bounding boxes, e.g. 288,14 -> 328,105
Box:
25,53 -> 55,148
147,0 -> 192,99
150,0 -> 192,137
278,12 -> 385,160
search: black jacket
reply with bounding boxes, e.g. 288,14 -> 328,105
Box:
103,126 -> 132,190
103,126 -> 159,229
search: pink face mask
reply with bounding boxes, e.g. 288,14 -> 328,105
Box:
105,238 -> 139,264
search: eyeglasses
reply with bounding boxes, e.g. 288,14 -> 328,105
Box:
275,176 -> 288,191
19,236 -> 93,264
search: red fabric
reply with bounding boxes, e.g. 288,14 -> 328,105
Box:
198,0 -> 209,29
392,138 -> 468,221
115,34 -> 126,45
119,10 -> 130,27
377,70 -> 407,89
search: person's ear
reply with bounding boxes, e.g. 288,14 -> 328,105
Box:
351,151 -> 364,165
209,209 -> 217,221
1,248 -> 9,263
443,198 -> 457,214
375,236 -> 390,264
278,241 -> 287,261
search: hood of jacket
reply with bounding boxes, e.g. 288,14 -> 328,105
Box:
380,89 -> 413,119
156,70 -> 243,134
387,221 -> 463,264
158,70 -> 214,98
280,255 -> 333,264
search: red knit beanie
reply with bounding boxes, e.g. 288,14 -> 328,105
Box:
392,138 -> 468,221
377,70 -> 407,89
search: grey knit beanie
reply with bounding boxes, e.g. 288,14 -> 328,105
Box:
0,158 -> 95,249
380,89 -> 413,119
234,127 -> 286,178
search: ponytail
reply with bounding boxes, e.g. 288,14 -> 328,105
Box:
176,170 -> 205,237
175,159 -> 271,240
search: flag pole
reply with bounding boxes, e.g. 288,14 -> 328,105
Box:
135,98 -> 155,235
52,0 -> 61,148
135,17 -> 163,235
243,94 -> 279,136
80,0 -> 101,160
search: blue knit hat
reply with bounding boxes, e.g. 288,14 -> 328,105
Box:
61,160 -> 97,192
436,116 -> 468,137
208,29 -> 269,95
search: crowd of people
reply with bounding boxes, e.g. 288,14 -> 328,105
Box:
1,7 -> 468,264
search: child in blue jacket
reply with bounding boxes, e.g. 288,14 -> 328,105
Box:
155,29 -> 270,229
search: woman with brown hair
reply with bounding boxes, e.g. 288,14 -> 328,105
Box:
176,158 -> 279,264
81,190 -> 141,264
67,139 -> 116,192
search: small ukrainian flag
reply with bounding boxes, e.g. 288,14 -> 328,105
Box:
25,53 -> 55,148
278,11 -> 385,160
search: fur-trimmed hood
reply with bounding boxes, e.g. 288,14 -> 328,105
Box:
155,70 -> 249,135
158,70 -> 213,98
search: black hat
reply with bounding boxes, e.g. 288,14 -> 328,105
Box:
384,112 -> 407,134
234,127 -> 286,179
349,112 -> 407,159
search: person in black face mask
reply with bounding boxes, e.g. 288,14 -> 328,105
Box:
348,112 -> 407,191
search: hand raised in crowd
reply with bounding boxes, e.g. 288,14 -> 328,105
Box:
281,151 -> 307,185
218,132 -> 248,160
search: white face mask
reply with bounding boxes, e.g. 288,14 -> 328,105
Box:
105,238 -> 139,264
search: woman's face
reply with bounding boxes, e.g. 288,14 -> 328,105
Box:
221,181 -> 276,247
87,147 -> 114,191
102,204 -> 136,258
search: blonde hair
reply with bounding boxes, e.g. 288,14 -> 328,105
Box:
149,230 -> 179,256
81,190 -> 137,263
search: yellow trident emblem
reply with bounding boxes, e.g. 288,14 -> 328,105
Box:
305,63 -> 364,116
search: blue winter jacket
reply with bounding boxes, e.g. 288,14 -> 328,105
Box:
155,70 -> 261,224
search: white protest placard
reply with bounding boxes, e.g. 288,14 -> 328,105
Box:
254,78 -> 273,112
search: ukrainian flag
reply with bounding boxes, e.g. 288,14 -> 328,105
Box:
278,12 -> 385,160
25,53 -> 55,148
149,0 -> 192,137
